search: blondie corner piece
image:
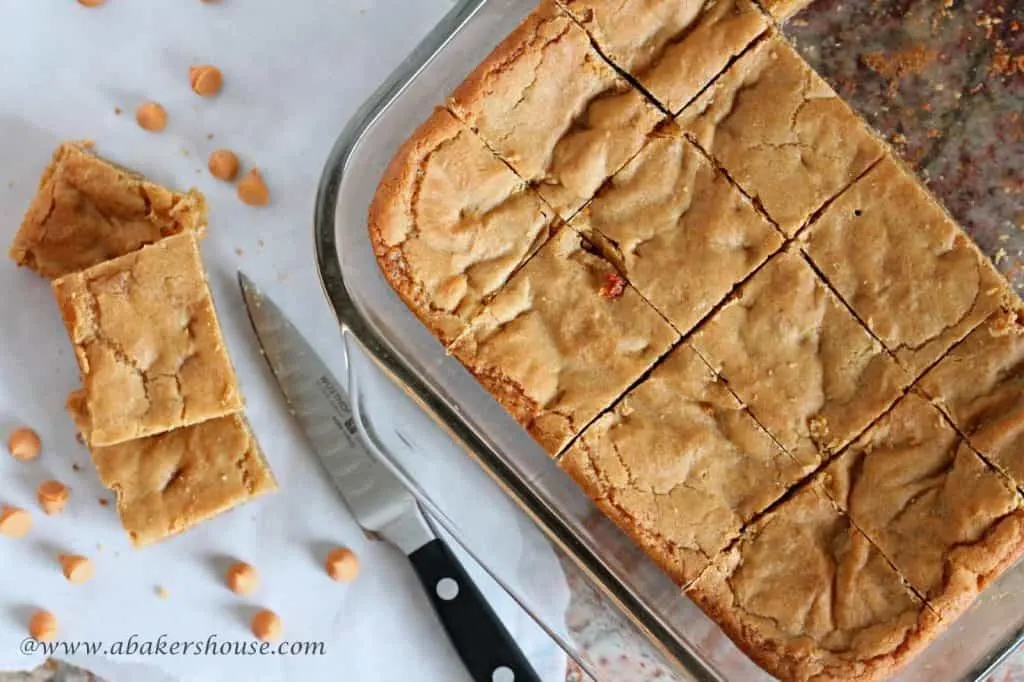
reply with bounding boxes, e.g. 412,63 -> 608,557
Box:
9,142 -> 207,280
570,124 -> 782,335
559,0 -> 768,114
691,248 -> 908,466
69,391 -> 275,547
800,156 -> 1013,377
369,108 -> 556,345
678,34 -> 884,236
687,483 -> 941,682
822,392 -> 1024,619
53,231 -> 243,447
450,226 -> 678,454
447,0 -> 665,220
560,342 -> 811,585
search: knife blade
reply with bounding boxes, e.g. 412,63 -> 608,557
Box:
238,271 -> 541,682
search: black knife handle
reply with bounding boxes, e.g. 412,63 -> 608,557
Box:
409,538 -> 542,682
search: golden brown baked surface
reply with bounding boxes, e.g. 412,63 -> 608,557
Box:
450,226 -> 678,454
688,483 -> 941,682
823,392 -> 1024,619
678,35 -> 884,236
919,309 -> 1024,487
560,342 -> 811,585
369,108 -> 555,345
760,0 -> 816,21
801,156 -> 1010,377
570,125 -> 782,335
448,0 -> 664,219
9,142 -> 207,279
560,0 -> 767,114
692,249 -> 908,465
53,232 -> 242,446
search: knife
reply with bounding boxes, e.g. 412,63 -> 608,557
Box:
238,271 -> 541,682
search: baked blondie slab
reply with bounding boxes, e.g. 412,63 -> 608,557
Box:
800,156 -> 1011,377
560,342 -> 812,585
53,231 -> 243,446
821,392 -> 1024,620
450,225 -> 678,454
369,107 -> 556,345
677,34 -> 884,237
691,248 -> 909,466
9,142 -> 207,279
918,309 -> 1024,489
557,0 -> 768,115
447,0 -> 665,220
687,483 -> 941,682
570,124 -> 782,335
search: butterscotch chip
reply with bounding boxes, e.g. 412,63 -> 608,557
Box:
226,561 -> 259,595
208,149 -> 240,181
78,0 -> 105,6
0,506 -> 32,538
189,65 -> 223,97
8,427 -> 41,461
325,548 -> 359,582
136,102 -> 168,133
251,609 -> 281,642
237,169 -> 270,206
59,555 -> 94,584
38,481 -> 69,516
28,610 -> 57,642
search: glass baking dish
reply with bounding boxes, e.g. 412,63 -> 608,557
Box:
313,0 -> 1024,679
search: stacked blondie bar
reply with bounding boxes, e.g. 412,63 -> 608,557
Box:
9,142 -> 275,547
370,1 -> 1024,679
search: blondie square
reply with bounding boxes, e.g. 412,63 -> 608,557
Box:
570,126 -> 782,335
822,393 -> 1024,619
688,483 -> 941,682
559,0 -> 767,114
69,391 -> 275,547
450,226 -> 678,454
801,156 -> 1011,377
560,342 -> 811,585
678,36 -> 884,236
53,232 -> 243,446
9,142 -> 207,279
447,0 -> 665,219
691,249 -> 908,466
918,309 -> 1024,488
369,108 -> 556,345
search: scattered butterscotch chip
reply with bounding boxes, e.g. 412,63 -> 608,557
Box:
0,506 -> 31,538
251,609 -> 281,642
226,561 -> 258,595
190,65 -> 223,97
77,0 -> 105,6
325,547 -> 359,583
38,481 -> 69,515
237,169 -> 270,206
29,610 -> 57,642
8,427 -> 41,461
156,585 -> 169,599
59,555 -> 94,584
136,102 -> 168,133
208,149 -> 240,181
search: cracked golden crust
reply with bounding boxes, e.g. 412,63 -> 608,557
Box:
677,35 -> 884,236
448,0 -> 664,219
560,0 -> 768,114
68,391 -> 275,547
759,0 -> 816,21
368,108 -> 555,345
450,226 -> 678,454
9,142 -> 207,279
918,309 -> 1024,488
802,156 -> 1013,377
692,249 -> 908,466
560,343 -> 811,585
52,232 -> 243,446
570,126 -> 782,334
688,484 -> 941,682
821,392 -> 1024,619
